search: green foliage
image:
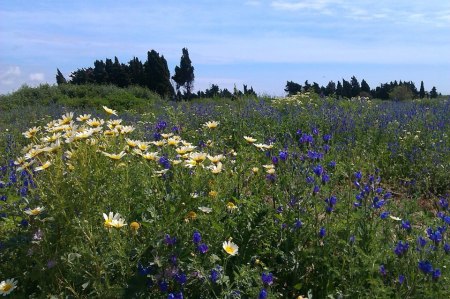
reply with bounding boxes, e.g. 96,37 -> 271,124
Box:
1,94 -> 449,298
0,84 -> 161,111
144,50 -> 174,98
389,85 -> 414,101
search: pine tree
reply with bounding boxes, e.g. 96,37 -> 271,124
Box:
419,81 -> 425,99
172,48 -> 195,95
56,68 -> 67,85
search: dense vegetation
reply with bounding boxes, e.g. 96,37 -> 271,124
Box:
55,48 -> 438,101
0,85 -> 449,298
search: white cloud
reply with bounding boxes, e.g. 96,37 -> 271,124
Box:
29,73 -> 45,81
0,66 -> 21,85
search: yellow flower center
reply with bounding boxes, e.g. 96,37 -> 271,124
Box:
104,219 -> 113,227
1,283 -> 12,291
130,222 -> 140,230
31,209 -> 41,215
224,245 -> 235,254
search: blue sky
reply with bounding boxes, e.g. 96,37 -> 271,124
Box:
1,0 -> 449,96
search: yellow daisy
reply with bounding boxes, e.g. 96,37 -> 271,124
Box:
208,162 -> 223,174
119,125 -> 135,134
22,126 -> 41,139
204,120 -> 219,129
244,136 -> 257,143
176,145 -> 196,154
0,278 -> 18,296
207,154 -> 224,164
103,212 -> 127,228
190,152 -> 207,163
103,106 -> 118,116
24,206 -> 45,216
167,137 -> 180,146
151,140 -> 166,147
226,202 -> 238,212
137,142 -> 149,151
222,240 -> 239,256
76,114 -> 91,122
35,161 -> 52,172
86,118 -> 105,128
161,133 -> 174,139
102,151 -> 126,160
141,152 -> 159,161
126,138 -> 139,148
59,112 -> 74,125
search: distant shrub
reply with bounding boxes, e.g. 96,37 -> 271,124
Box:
389,85 -> 414,101
0,84 -> 161,111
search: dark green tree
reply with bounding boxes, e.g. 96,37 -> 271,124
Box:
144,50 -> 174,97
56,68 -> 67,85
284,81 -> 302,96
350,76 -> 360,97
312,82 -> 321,94
111,57 -> 130,87
342,79 -> 352,98
336,81 -> 343,97
419,81 -> 425,99
93,60 -> 108,84
128,57 -> 145,86
172,48 -> 195,95
430,86 -> 438,98
243,84 -> 257,97
70,68 -> 94,84
205,84 -> 220,98
304,80 -> 311,92
104,58 -> 114,84
325,81 -> 336,96
361,79 -> 370,93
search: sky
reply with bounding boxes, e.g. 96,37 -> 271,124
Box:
1,0 -> 449,96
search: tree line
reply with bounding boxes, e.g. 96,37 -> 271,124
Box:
285,77 -> 439,100
56,48 -> 256,100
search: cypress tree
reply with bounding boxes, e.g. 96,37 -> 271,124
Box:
56,68 -> 67,85
93,60 -> 107,84
172,48 -> 195,95
144,50 -> 174,97
419,81 -> 425,99
336,81 -> 343,97
350,76 -> 360,97
361,79 -> 370,93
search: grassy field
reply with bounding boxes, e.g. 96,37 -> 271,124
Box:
0,85 -> 449,298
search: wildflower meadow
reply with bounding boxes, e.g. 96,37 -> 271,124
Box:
0,88 -> 449,298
